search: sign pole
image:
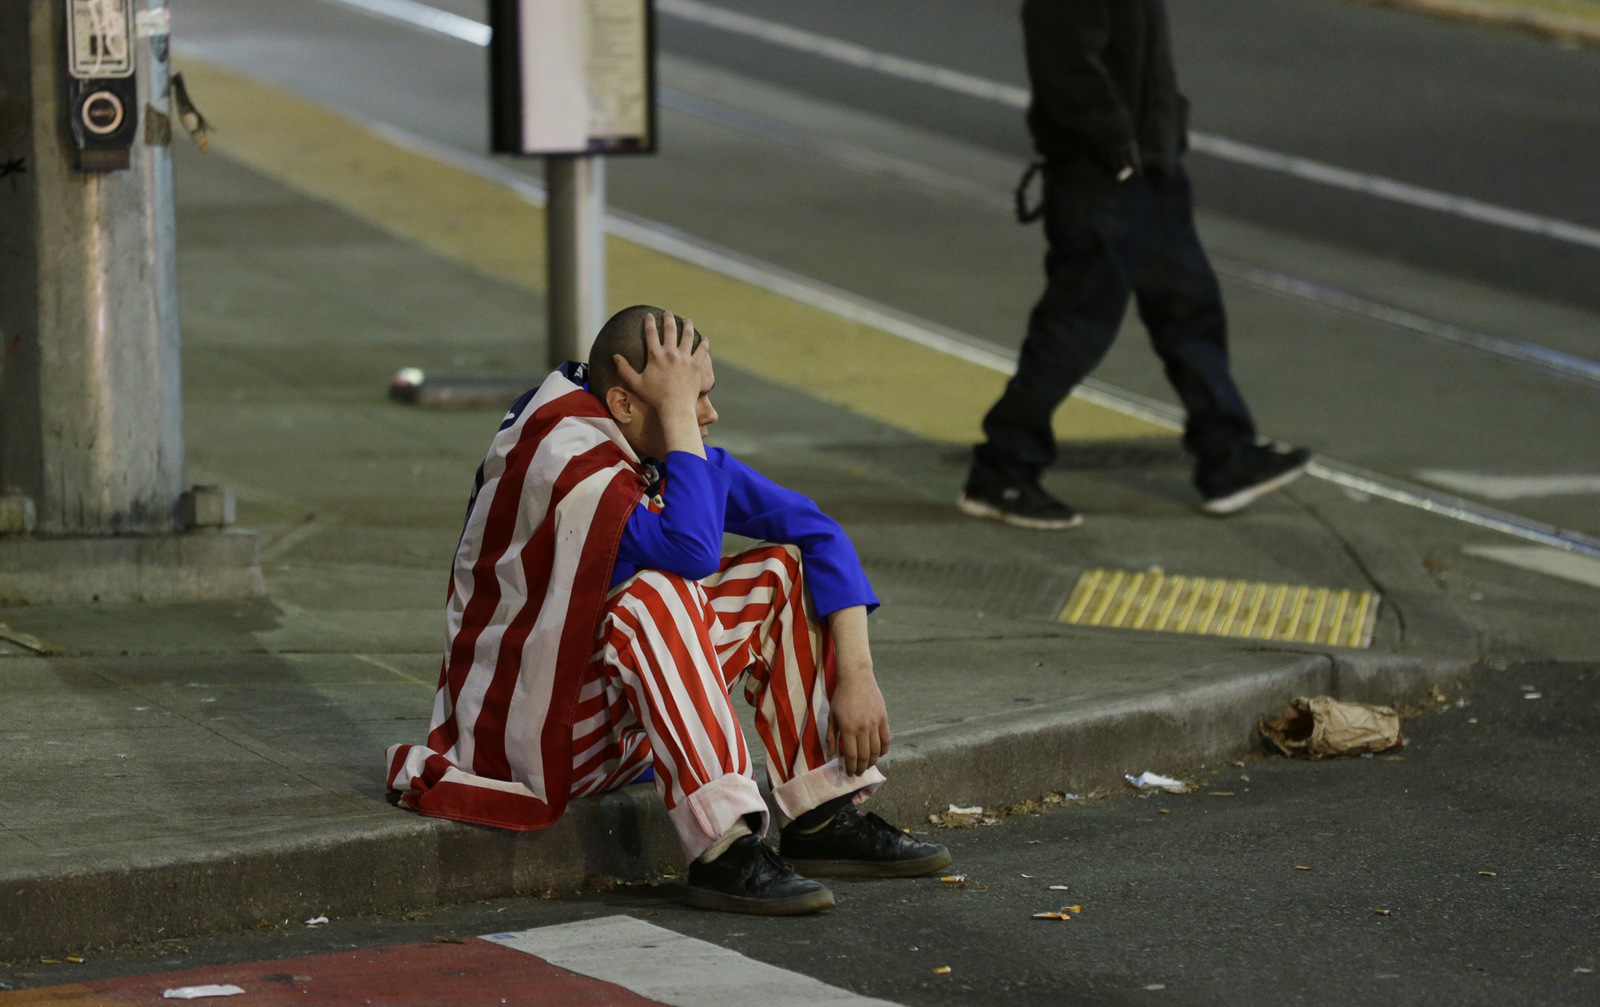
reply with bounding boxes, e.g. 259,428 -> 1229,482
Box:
489,0 -> 654,373
544,153 -> 606,369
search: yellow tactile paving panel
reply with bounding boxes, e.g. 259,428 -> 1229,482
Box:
175,59 -> 1172,447
1059,569 -> 1379,648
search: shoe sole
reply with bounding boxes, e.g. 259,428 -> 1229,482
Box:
682,885 -> 836,916
783,847 -> 953,879
956,493 -> 1083,530
1200,461 -> 1310,516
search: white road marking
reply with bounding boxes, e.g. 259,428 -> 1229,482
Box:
323,0 -> 490,45
1418,471 -> 1600,500
485,915 -> 899,1006
1463,545 -> 1600,589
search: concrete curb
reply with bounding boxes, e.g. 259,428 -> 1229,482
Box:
1355,0 -> 1600,47
0,531 -> 264,606
0,650 -> 1468,962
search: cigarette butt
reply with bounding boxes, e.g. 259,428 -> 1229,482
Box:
934,966 -> 951,975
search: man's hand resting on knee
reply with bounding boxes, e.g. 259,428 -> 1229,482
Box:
826,605 -> 890,776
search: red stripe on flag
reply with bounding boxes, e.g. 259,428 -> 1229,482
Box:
83,937 -> 667,1006
470,449 -> 640,784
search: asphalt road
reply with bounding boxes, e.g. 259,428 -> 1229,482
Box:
12,662 -> 1596,1005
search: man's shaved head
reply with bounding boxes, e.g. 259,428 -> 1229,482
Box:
587,304 -> 704,403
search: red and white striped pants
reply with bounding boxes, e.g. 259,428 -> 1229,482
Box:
570,544 -> 885,860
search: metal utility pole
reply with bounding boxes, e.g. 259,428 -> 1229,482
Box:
0,0 -> 258,604
1,0 -> 181,535
544,154 -> 607,369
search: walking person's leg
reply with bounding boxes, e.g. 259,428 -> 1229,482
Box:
1132,166 -> 1309,513
964,162 -> 1142,528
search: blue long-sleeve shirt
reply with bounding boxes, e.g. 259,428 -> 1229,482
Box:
609,447 -> 878,617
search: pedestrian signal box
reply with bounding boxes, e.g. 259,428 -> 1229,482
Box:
65,0 -> 140,172
489,0 -> 657,156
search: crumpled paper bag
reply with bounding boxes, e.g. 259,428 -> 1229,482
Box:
1259,696 -> 1403,758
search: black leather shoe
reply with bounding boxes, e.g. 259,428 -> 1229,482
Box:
780,806 -> 953,878
683,835 -> 836,915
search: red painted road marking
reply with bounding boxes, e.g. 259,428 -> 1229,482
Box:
1,939 -> 666,1007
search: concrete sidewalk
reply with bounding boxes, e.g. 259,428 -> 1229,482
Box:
0,118 -> 1496,962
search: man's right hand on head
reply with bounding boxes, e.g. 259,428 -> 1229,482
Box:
614,313 -> 710,458
614,313 -> 705,413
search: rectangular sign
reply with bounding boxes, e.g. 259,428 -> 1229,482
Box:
66,0 -> 137,79
490,0 -> 656,155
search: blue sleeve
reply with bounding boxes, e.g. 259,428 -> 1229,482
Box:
710,448 -> 878,617
613,452 -> 729,584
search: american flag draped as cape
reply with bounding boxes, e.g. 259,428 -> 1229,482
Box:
385,366 -> 644,830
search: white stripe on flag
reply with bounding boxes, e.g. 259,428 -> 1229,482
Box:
485,915 -> 901,1006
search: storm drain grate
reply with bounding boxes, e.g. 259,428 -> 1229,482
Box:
1059,569 -> 1379,648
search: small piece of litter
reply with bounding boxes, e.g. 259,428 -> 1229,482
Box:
1030,911 -> 1071,920
1143,984 -> 1166,991
1575,967 -> 1594,974
1239,775 -> 1250,782
1374,909 -> 1391,916
1158,808 -> 1173,815
1020,873 -> 1033,878
66,957 -> 84,964
939,875 -> 966,884
1233,760 -> 1245,767
1125,771 -> 1189,793
1524,693 -> 1542,700
305,916 -> 329,926
933,966 -> 951,975
1026,840 -> 1044,844
164,986 -> 245,999
1049,885 -> 1070,891
1468,717 -> 1478,724
948,805 -> 983,815
1479,871 -> 1497,877
1294,865 -> 1312,871
1209,791 -> 1235,797
1066,904 -> 1082,912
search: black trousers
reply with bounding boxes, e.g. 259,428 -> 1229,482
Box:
970,161 -> 1256,488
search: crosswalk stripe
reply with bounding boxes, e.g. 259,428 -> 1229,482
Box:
1462,545 -> 1600,590
486,915 -> 898,1006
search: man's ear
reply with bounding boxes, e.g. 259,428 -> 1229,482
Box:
605,385 -> 634,424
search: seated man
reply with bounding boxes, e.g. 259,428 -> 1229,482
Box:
387,304 -> 949,915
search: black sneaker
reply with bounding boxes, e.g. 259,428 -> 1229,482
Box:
780,806 -> 953,878
957,480 -> 1083,530
683,835 -> 836,915
1198,444 -> 1312,515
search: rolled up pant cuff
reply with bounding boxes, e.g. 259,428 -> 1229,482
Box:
671,772 -> 771,863
771,757 -> 886,826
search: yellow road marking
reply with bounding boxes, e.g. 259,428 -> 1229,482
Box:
176,59 -> 1171,447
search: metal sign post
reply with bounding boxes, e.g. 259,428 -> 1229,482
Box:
489,0 -> 656,370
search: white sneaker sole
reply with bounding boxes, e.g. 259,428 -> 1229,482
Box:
1200,460 -> 1310,515
957,492 -> 1083,530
